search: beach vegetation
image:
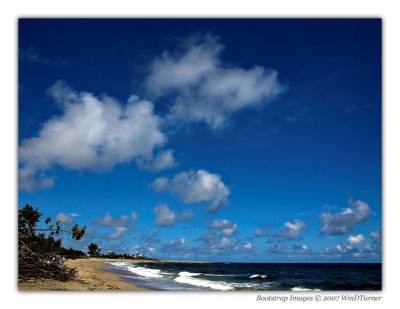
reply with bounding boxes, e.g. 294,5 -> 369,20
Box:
18,204 -> 86,282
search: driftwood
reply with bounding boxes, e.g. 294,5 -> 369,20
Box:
18,240 -> 76,282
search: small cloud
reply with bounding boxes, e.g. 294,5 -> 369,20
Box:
267,243 -> 287,254
254,226 -> 269,237
131,212 -> 139,221
153,169 -> 230,213
292,244 -> 310,253
371,231 -> 381,243
244,242 -> 253,250
320,199 -> 371,235
275,219 -> 306,239
255,229 -> 264,237
347,234 -> 365,246
107,227 -> 127,240
211,219 -> 238,236
92,212 -> 138,227
137,150 -> 177,172
56,213 -> 75,224
153,204 -> 192,227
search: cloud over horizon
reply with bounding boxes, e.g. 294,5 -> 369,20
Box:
320,199 -> 371,235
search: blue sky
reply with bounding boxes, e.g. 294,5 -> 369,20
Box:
18,19 -> 381,262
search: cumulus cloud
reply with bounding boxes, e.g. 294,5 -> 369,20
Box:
322,236 -> 381,260
92,212 -> 138,227
254,226 -> 269,237
276,219 -> 306,239
254,229 -> 264,237
153,204 -> 193,227
145,33 -> 286,129
371,231 -> 381,243
56,213 -> 78,224
335,244 -> 353,253
107,227 -> 127,240
244,242 -> 253,250
320,199 -> 371,235
347,234 -> 365,246
19,81 -> 168,191
292,244 -> 310,253
211,219 -> 238,236
137,149 -> 177,172
153,169 -> 230,213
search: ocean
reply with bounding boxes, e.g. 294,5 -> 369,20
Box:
107,261 -> 381,291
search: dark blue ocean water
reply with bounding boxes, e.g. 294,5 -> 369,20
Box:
107,261 -> 381,291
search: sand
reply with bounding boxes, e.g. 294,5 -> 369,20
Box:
18,258 -> 148,291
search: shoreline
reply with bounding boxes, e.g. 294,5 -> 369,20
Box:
19,258 -> 149,291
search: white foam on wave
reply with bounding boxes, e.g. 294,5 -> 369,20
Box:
126,266 -> 163,278
108,262 -> 129,267
174,271 -> 234,291
291,286 -> 322,291
250,274 -> 268,279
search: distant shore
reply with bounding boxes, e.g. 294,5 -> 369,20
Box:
19,258 -> 150,291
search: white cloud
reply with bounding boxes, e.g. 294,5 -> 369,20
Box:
131,212 -> 139,221
276,219 -> 306,239
145,33 -> 286,129
371,231 -> 381,242
291,244 -> 310,253
137,149 -> 177,172
254,226 -> 269,237
153,169 -> 230,213
153,204 -> 176,227
244,242 -> 253,250
220,237 -> 232,248
347,234 -> 365,246
153,204 -> 193,227
320,199 -> 371,235
211,219 -> 238,236
147,247 -> 156,254
19,81 -> 167,191
254,229 -> 264,237
56,213 -> 75,224
93,212 -> 138,227
179,209 -> 194,222
107,227 -> 127,240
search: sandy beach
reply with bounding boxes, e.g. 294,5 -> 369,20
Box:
19,258 -> 148,291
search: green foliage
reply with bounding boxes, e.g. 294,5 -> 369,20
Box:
18,204 -> 42,240
18,204 -> 86,254
88,243 -> 101,256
